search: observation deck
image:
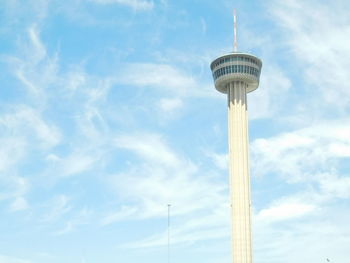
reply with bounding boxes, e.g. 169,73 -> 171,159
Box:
210,52 -> 262,94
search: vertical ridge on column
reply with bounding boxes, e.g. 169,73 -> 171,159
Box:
228,81 -> 252,263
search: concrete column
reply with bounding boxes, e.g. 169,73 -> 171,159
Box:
227,81 -> 252,263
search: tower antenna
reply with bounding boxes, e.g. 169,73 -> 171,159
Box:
233,9 -> 238,52
167,204 -> 171,263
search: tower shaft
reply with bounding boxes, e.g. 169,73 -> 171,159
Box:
227,81 -> 252,263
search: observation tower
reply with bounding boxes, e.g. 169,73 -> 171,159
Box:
210,11 -> 262,263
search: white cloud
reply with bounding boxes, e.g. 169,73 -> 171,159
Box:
256,199 -> 316,223
250,119 -> 350,237
0,0 -> 49,30
0,137 -> 26,173
101,205 -> 138,225
205,152 -> 227,170
118,63 -> 215,98
41,195 -> 72,222
114,133 -> 181,167
120,63 -> 194,94
5,24 -> 59,104
10,197 -> 29,212
61,152 -> 97,177
53,208 -> 92,236
158,98 -> 183,112
46,154 -> 60,162
111,163 -> 224,219
103,133 -> 228,246
269,0 -> 350,110
0,255 -> 31,263
90,0 -> 154,11
0,106 -> 61,149
27,25 -> 46,62
126,204 -> 230,248
45,148 -> 103,179
251,120 -> 350,185
65,70 -> 87,93
0,176 -> 29,210
318,173 -> 350,199
254,205 -> 350,263
53,222 -> 74,236
249,64 -> 291,119
246,4 -> 350,256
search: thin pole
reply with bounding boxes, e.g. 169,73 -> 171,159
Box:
167,204 -> 171,263
233,9 -> 237,52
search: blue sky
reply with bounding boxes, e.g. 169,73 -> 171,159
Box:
1,0 -> 350,262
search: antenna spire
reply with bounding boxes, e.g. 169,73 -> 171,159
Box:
233,9 -> 237,52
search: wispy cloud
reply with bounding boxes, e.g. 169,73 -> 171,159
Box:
118,63 -> 215,98
269,0 -> 350,111
125,204 -> 229,248
60,151 -> 99,177
27,25 -> 47,62
249,64 -> 291,120
0,0 -> 49,32
5,25 -> 59,105
158,98 -> 183,113
0,137 -> 26,173
256,197 -> 316,223
102,133 -> 228,246
53,208 -> 92,236
251,120 -> 350,186
9,197 -> 29,212
101,205 -> 138,225
0,255 -> 31,263
90,0 -> 154,11
205,151 -> 227,171
41,195 -> 72,223
114,133 -> 181,167
251,119 -> 350,236
254,212 -> 350,263
0,106 -> 61,148
0,175 -> 29,212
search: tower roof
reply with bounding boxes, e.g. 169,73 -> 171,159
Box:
210,52 -> 262,71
